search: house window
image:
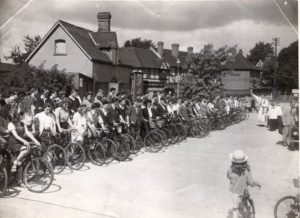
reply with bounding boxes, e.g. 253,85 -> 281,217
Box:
54,39 -> 66,55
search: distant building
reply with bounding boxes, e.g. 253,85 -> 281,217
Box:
0,61 -> 14,82
221,52 -> 260,96
26,12 -> 192,97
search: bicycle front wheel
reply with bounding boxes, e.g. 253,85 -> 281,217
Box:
88,142 -> 106,166
45,144 -> 66,174
0,166 -> 8,197
23,157 -> 54,193
274,196 -> 300,218
65,143 -> 86,170
239,198 -> 255,218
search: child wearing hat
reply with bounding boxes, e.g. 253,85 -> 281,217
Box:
227,150 -> 261,218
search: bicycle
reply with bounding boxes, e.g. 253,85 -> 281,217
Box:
0,138 -> 54,195
239,189 -> 257,218
274,178 -> 300,218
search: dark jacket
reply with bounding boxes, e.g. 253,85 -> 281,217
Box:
127,106 -> 142,125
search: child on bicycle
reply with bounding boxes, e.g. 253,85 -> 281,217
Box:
227,150 -> 261,218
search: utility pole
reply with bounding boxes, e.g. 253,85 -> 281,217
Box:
273,37 -> 280,98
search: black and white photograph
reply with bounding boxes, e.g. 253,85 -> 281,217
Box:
0,0 -> 298,217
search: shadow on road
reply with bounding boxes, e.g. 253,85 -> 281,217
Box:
42,183 -> 62,194
226,209 -> 233,218
3,187 -> 21,198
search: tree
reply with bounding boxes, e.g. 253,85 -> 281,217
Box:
0,64 -> 74,97
276,41 -> 298,92
247,41 -> 274,65
124,38 -> 156,49
5,34 -> 41,64
179,44 -> 237,99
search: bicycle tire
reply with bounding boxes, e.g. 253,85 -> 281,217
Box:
45,144 -> 66,174
102,138 -> 117,164
176,123 -> 187,142
124,134 -> 138,155
23,157 -> 54,193
88,141 -> 106,166
131,133 -> 144,151
170,124 -> 180,144
274,195 -> 300,218
65,142 -> 86,170
115,136 -> 130,161
216,118 -> 226,130
144,131 -> 164,152
0,166 -> 8,197
239,198 -> 255,218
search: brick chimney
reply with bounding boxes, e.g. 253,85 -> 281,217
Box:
97,12 -> 111,32
187,47 -> 193,58
171,43 -> 179,59
157,41 -> 164,58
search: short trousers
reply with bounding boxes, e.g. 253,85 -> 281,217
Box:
232,193 -> 242,209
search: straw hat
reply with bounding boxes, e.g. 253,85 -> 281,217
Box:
229,150 -> 248,163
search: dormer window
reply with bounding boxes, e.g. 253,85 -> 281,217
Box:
54,39 -> 66,55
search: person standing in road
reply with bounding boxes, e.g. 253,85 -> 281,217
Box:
251,90 -> 269,126
227,150 -> 261,218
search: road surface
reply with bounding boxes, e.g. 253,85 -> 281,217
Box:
0,113 -> 298,218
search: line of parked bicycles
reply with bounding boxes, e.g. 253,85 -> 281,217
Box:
0,107 -> 249,196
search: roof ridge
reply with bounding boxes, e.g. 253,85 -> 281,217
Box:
59,19 -> 94,33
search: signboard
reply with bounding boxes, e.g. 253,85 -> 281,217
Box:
222,70 -> 250,91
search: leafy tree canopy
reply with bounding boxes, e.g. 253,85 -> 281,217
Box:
124,38 -> 156,49
276,40 -> 298,92
5,34 -> 41,65
247,41 -> 274,65
179,44 -> 238,99
0,64 -> 74,97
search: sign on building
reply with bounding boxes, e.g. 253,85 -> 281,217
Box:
221,70 -> 250,95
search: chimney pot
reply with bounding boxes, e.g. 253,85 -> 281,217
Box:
171,43 -> 179,59
157,41 -> 164,58
97,12 -> 111,32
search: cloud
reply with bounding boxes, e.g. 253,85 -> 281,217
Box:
0,0 -> 298,62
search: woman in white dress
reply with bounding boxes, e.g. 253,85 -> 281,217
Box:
251,92 -> 269,126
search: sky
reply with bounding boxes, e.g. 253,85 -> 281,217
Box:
0,0 -> 298,63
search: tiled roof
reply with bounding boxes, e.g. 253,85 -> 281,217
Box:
90,31 -> 117,49
155,49 -> 189,69
223,53 -> 260,71
0,62 -> 14,73
59,20 -> 111,63
119,47 -> 163,69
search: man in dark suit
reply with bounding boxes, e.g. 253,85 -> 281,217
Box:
127,98 -> 142,136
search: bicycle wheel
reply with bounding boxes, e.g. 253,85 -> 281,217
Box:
216,118 -> 226,130
23,157 -> 54,193
115,136 -> 130,161
0,166 -> 8,197
176,123 -> 187,142
274,196 -> 300,218
45,144 -> 66,174
144,131 -> 164,152
124,134 -> 138,155
65,143 -> 86,170
102,138 -> 117,164
131,133 -> 144,151
239,198 -> 255,218
88,142 -> 106,166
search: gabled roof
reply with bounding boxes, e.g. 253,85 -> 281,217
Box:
223,53 -> 260,71
119,47 -> 163,69
26,20 -> 114,64
0,62 -> 14,73
154,48 -> 189,69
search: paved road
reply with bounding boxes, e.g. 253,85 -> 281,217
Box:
0,113 -> 298,218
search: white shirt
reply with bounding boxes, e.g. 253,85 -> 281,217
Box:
147,107 -> 153,118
